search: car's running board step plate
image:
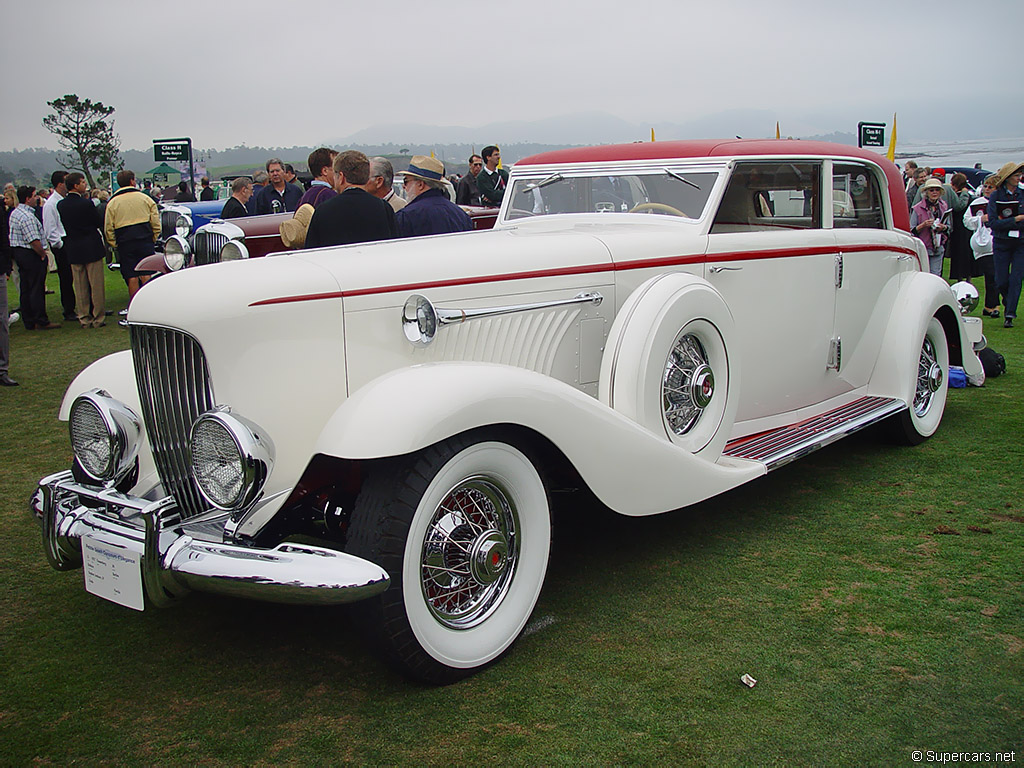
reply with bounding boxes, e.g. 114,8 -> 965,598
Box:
723,395 -> 905,471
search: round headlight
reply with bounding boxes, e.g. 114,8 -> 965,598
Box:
164,235 -> 189,271
68,390 -> 142,483
220,240 -> 249,261
951,281 -> 979,315
174,214 -> 193,238
190,408 -> 274,511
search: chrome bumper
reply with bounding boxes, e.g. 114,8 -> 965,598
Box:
33,471 -> 390,608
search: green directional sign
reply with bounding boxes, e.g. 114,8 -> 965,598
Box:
153,138 -> 191,162
857,122 -> 885,148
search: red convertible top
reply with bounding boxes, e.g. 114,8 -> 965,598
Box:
517,139 -> 909,231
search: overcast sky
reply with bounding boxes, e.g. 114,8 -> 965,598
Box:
4,0 -> 1022,152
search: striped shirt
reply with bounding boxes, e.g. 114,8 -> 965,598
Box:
9,204 -> 44,248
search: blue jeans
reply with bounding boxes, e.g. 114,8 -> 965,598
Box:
992,239 -> 1024,319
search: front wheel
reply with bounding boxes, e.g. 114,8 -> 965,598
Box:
888,316 -> 949,445
347,434 -> 551,684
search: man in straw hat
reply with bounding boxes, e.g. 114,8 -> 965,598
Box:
395,156 -> 472,238
986,161 -> 1024,328
304,151 -> 396,249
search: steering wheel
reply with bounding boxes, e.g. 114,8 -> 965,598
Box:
629,202 -> 687,217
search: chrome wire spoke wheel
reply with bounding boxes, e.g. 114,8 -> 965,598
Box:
913,335 -> 942,418
662,332 -> 715,436
420,477 -> 519,629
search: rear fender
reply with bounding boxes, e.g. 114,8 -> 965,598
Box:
869,272 -> 982,402
313,363 -> 762,516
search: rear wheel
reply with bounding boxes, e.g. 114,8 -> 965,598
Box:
347,434 -> 551,684
888,317 -> 948,445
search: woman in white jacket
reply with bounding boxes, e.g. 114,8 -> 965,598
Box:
964,175 -> 1001,318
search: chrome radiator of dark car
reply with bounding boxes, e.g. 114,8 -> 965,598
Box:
192,231 -> 228,266
160,210 -> 179,241
130,325 -> 216,520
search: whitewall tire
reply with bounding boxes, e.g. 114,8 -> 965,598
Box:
889,316 -> 949,445
347,434 -> 551,683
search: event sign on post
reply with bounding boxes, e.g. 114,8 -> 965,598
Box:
153,138 -> 196,197
857,122 -> 885,149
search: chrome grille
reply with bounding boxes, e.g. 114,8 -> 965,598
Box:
193,232 -> 228,266
160,210 -> 179,240
130,325 -> 216,520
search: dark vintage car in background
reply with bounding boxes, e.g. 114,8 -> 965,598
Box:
140,204 -> 500,275
157,199 -> 229,248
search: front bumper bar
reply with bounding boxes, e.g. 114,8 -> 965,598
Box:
34,471 -> 390,608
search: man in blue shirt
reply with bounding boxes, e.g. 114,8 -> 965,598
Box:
255,158 -> 303,214
9,186 -> 61,330
395,156 -> 472,238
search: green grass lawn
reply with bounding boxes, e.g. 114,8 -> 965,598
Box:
1,269 -> 1021,766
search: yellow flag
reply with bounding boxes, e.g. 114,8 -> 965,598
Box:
886,113 -> 897,163
430,149 -> 435,158
776,122 -> 780,139
651,128 -> 655,142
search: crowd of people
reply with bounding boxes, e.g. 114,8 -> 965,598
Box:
5,147 -> 1023,390
903,159 -> 1024,328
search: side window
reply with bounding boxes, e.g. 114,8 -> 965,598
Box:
832,164 -> 885,229
711,162 -> 820,233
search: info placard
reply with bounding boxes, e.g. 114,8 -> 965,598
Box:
82,535 -> 145,611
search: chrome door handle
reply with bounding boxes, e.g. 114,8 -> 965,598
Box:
709,265 -> 742,273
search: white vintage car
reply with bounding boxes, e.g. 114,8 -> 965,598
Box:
35,140 -> 984,683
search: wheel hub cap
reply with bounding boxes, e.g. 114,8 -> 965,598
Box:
663,333 -> 712,436
419,478 -> 518,629
469,530 -> 509,584
691,365 -> 715,409
926,362 -> 943,393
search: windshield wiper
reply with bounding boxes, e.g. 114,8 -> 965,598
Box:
521,173 -> 564,193
663,168 -> 701,190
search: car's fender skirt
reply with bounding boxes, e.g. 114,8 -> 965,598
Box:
314,362 -> 764,516
868,272 -> 983,402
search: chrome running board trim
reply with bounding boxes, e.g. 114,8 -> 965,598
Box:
723,395 -> 905,471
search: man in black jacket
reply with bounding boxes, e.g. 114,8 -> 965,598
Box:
220,178 -> 253,219
58,172 -> 106,327
305,151 -> 397,249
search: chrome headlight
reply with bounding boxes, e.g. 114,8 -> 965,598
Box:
68,389 -> 142,483
220,240 -> 249,261
164,235 -> 190,271
174,214 -> 193,238
951,281 -> 979,315
190,408 -> 274,511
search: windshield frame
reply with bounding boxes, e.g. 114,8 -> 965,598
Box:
499,161 -> 727,226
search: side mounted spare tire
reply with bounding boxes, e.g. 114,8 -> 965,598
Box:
599,273 -> 739,458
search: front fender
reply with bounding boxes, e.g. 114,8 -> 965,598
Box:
869,272 -> 982,403
314,363 -> 762,516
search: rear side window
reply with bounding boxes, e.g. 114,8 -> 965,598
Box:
832,164 -> 885,229
711,162 -> 821,233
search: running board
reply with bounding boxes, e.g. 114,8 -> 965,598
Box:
723,396 -> 905,471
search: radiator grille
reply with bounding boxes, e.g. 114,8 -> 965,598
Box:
193,232 -> 227,266
160,210 -> 179,240
130,325 -> 216,519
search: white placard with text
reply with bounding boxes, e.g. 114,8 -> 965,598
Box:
82,535 -> 145,611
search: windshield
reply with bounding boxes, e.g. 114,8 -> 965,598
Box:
506,170 -> 719,221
